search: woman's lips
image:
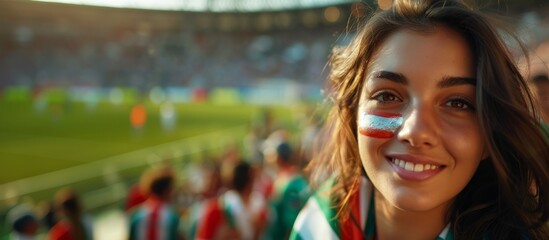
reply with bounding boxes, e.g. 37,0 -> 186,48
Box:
387,156 -> 445,181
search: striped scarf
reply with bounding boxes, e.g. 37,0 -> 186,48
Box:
290,177 -> 454,240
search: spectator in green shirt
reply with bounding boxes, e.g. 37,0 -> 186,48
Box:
263,140 -> 310,240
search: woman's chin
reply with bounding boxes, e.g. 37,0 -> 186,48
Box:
388,193 -> 450,213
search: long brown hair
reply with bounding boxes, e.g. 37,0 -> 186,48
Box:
307,0 -> 549,238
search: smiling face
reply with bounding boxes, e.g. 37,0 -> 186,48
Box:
357,26 -> 487,212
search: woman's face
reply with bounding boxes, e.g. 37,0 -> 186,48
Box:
357,26 -> 486,212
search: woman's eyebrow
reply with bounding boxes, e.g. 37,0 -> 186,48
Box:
371,70 -> 407,84
371,70 -> 476,88
437,76 -> 477,88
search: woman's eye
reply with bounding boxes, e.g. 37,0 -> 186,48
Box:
445,98 -> 475,111
372,92 -> 400,103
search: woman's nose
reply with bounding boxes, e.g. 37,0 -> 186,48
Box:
397,107 -> 439,148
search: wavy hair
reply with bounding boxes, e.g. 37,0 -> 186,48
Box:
306,0 -> 549,238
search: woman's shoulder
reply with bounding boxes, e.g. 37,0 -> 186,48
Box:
289,188 -> 341,240
290,177 -> 373,240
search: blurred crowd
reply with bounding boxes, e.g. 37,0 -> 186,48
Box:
0,26 -> 342,91
5,188 -> 93,240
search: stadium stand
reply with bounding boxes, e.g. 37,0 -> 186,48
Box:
0,0 -> 360,91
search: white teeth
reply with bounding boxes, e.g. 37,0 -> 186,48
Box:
392,158 -> 439,172
405,162 -> 414,171
413,164 -> 424,172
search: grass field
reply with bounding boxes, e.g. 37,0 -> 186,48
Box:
0,99 -> 300,183
0,98 -> 306,238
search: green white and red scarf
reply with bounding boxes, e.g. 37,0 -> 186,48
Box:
290,177 -> 453,240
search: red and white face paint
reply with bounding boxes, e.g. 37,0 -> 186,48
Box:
358,112 -> 403,138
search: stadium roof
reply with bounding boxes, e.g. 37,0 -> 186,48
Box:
32,0 -> 361,12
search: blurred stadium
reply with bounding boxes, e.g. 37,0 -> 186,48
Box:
0,0 -> 548,239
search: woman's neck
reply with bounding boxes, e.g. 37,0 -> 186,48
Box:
373,190 -> 449,240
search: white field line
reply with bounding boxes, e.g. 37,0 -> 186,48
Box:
0,125 -> 246,201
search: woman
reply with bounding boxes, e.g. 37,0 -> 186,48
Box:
291,0 -> 549,239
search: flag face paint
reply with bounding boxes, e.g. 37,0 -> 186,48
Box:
358,112 -> 404,138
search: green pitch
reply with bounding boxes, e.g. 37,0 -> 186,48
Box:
0,99 -> 299,184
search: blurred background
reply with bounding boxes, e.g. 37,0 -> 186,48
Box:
0,0 -> 547,239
